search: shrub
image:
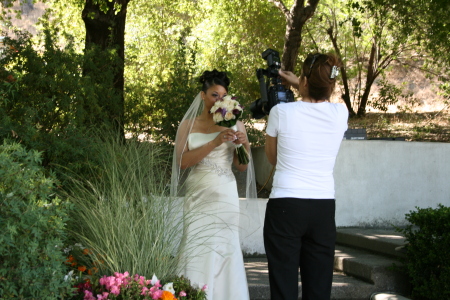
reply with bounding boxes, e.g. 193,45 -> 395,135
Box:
0,140 -> 73,299
399,204 -> 450,299
128,35 -> 199,143
0,28 -> 120,178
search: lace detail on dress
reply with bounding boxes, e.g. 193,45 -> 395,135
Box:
199,158 -> 234,178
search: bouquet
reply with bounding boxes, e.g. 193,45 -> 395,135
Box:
210,95 -> 249,165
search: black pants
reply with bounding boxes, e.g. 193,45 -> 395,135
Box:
263,198 -> 336,300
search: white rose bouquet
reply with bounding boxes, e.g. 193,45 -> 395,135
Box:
210,95 -> 249,165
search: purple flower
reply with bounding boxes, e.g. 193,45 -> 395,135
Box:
214,107 -> 227,117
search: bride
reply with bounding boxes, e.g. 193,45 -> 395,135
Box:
171,70 -> 256,300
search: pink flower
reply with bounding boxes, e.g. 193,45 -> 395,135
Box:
151,289 -> 163,300
83,290 -> 96,300
202,284 -> 208,292
141,286 -> 149,296
136,275 -> 147,286
110,285 -> 120,295
179,291 -> 187,297
96,292 -> 109,300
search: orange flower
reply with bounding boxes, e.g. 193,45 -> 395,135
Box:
6,75 -> 15,82
83,248 -> 90,255
66,255 -> 75,263
78,266 -> 87,272
160,290 -> 177,300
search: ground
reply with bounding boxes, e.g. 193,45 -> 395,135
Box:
349,111 -> 450,142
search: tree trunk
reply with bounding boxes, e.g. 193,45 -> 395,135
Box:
270,0 -> 320,71
82,0 -> 130,139
327,27 -> 356,116
357,42 -> 377,116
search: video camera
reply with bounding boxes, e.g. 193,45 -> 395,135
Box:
249,49 -> 295,119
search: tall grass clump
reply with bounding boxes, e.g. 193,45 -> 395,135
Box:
65,136 -> 185,280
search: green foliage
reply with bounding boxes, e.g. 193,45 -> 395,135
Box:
399,204 -> 450,299
126,32 -> 199,143
305,0 -> 419,116
65,134 -> 185,279
0,140 -> 73,299
368,78 -> 403,112
166,275 -> 208,300
0,28 -> 120,176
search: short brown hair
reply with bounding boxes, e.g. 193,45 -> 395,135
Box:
301,53 -> 341,100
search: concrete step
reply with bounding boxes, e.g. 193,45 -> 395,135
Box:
244,228 -> 411,299
336,228 -> 407,258
245,257 -> 379,300
334,245 -> 410,295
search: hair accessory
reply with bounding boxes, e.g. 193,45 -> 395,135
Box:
307,54 -> 319,78
330,66 -> 339,79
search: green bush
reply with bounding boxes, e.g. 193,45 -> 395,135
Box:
125,34 -> 199,143
0,140 -> 73,299
400,204 -> 450,300
0,28 -> 120,178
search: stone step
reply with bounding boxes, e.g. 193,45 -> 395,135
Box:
370,293 -> 412,300
334,245 -> 410,295
336,228 -> 407,258
245,257 -> 379,300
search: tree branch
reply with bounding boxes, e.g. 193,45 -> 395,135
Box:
267,0 -> 290,19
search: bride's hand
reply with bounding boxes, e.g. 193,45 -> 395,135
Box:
233,131 -> 248,145
213,129 -> 237,147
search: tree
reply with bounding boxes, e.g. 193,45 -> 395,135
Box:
268,0 -> 320,71
386,0 -> 450,100
306,0 -> 418,116
81,0 -> 130,139
386,0 -> 450,65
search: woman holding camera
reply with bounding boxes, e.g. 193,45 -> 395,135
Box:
264,53 -> 348,300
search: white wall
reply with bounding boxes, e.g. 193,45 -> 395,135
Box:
239,141 -> 450,254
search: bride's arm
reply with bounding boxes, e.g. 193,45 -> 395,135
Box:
177,121 -> 237,170
232,120 -> 250,172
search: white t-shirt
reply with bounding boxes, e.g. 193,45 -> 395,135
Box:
266,101 -> 348,199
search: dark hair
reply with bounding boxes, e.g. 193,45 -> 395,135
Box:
199,69 -> 230,92
301,53 -> 341,100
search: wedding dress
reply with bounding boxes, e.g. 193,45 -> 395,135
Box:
181,132 -> 250,300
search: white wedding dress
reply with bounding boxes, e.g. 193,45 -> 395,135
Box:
181,132 -> 250,300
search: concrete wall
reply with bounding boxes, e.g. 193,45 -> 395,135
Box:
239,141 -> 450,254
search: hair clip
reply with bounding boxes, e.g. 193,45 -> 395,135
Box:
307,54 -> 319,78
330,66 -> 339,79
